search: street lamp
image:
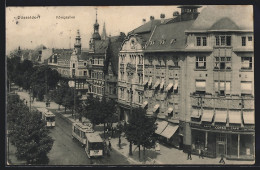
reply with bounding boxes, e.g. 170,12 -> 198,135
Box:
129,85 -> 133,156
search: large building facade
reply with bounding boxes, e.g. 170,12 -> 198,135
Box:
117,5 -> 254,160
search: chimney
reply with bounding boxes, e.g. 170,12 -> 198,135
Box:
150,16 -> 154,21
160,13 -> 165,23
142,18 -> 146,24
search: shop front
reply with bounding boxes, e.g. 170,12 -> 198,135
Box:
190,123 -> 255,160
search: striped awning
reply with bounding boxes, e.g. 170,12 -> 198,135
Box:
143,79 -> 148,86
141,101 -> 148,108
160,81 -> 164,89
160,124 -> 179,139
166,108 -> 173,114
243,111 -> 254,125
201,109 -> 214,122
166,83 -> 173,91
229,110 -> 242,124
153,104 -> 160,112
153,81 -> 160,89
174,82 -> 178,90
155,120 -> 168,135
214,110 -> 227,123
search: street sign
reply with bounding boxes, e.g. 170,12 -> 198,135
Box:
68,81 -> 75,87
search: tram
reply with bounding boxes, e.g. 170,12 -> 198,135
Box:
71,121 -> 94,146
85,132 -> 104,158
36,108 -> 55,127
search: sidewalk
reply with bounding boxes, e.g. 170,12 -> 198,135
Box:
15,90 -> 255,165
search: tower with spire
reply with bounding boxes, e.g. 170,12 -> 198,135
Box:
74,29 -> 81,55
101,22 -> 107,40
92,8 -> 101,40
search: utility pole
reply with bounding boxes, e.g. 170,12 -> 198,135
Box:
74,75 -> 76,120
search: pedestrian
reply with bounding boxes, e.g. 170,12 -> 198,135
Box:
118,137 -> 121,148
199,148 -> 204,159
187,147 -> 192,160
219,154 -> 225,164
111,127 -> 114,138
108,140 -> 112,150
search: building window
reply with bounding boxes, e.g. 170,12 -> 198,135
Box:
84,71 -> 87,76
73,63 -> 75,68
138,92 -> 143,104
202,37 -> 207,46
138,55 -> 143,64
242,36 -> 246,46
120,72 -> 124,81
215,81 -> 231,96
121,88 -> 125,99
195,80 -> 206,94
215,57 -> 232,70
248,36 -> 253,41
84,62 -> 87,66
99,59 -> 103,65
138,74 -> 143,85
196,56 -> 206,69
241,57 -> 252,69
215,35 -> 231,46
196,37 -> 207,46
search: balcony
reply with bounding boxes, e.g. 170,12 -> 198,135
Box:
120,64 -> 124,71
137,64 -> 143,72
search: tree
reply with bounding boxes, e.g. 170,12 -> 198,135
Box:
50,81 -> 68,110
7,94 -> 54,164
125,107 -> 157,160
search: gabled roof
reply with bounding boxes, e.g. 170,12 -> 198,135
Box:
79,51 -> 90,61
187,5 -> 253,32
145,20 -> 195,51
128,19 -> 161,34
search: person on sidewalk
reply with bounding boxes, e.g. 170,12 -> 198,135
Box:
187,147 -> 192,160
108,140 -> 112,151
219,154 -> 225,164
199,148 -> 204,159
118,137 -> 121,149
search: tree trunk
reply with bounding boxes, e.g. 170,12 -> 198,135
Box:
104,123 -> 106,139
138,145 -> 141,160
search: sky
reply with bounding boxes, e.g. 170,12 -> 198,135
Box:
6,6 -> 205,54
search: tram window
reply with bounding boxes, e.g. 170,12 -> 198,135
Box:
89,142 -> 103,150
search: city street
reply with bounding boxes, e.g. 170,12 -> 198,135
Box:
15,91 -> 130,165
47,109 -> 130,165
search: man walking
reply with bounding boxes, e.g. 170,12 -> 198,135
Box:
187,147 -> 192,160
199,148 -> 204,159
219,154 -> 225,164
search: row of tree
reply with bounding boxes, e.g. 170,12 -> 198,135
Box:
7,56 -> 61,101
7,94 -> 54,164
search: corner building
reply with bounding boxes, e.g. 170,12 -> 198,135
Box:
118,5 -> 254,160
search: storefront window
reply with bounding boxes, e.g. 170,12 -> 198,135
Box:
240,134 -> 254,159
227,134 -> 238,158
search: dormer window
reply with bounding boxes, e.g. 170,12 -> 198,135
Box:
196,37 -> 207,46
216,35 -> 231,46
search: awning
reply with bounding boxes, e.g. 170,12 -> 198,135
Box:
243,111 -> 254,124
166,108 -> 173,114
160,124 -> 179,139
214,110 -> 227,123
191,109 -> 201,118
153,104 -> 160,112
141,101 -> 148,108
148,78 -> 152,87
153,81 -> 160,89
229,110 -> 242,124
195,81 -> 206,91
143,79 -> 148,86
160,81 -> 164,90
155,120 -> 168,135
166,83 -> 173,91
174,82 -> 178,90
201,109 -> 214,122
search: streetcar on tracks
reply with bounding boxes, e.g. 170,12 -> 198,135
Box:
71,121 -> 94,146
85,132 -> 104,158
36,107 -> 55,127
